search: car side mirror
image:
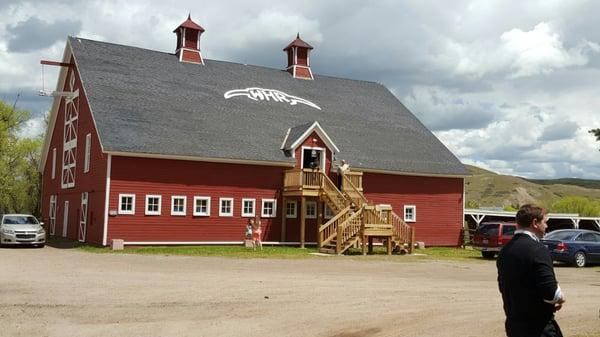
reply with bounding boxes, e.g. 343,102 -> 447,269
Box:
39,222 -> 45,227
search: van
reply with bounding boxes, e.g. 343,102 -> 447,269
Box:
472,221 -> 517,258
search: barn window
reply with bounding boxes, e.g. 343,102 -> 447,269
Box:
404,205 -> 416,222
285,200 -> 297,219
324,205 -> 334,219
306,201 -> 317,219
219,198 -> 233,217
118,194 -> 135,215
193,196 -> 210,216
242,198 -> 255,217
262,199 -> 277,218
171,196 -> 187,216
51,148 -> 56,179
145,195 -> 161,216
84,133 -> 91,173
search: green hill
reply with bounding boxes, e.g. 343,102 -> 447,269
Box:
464,165 -> 600,209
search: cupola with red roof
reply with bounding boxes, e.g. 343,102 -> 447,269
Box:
283,33 -> 314,80
173,14 -> 205,64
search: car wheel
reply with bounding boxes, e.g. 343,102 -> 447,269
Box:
574,251 -> 586,268
481,251 -> 496,259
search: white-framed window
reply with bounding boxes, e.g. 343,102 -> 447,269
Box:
241,198 -> 256,217
219,198 -> 234,217
51,148 -> 56,179
262,199 -> 277,218
285,200 -> 297,219
118,194 -> 135,215
193,196 -> 211,216
84,133 -> 91,173
145,195 -> 161,216
324,205 -> 334,219
404,205 -> 416,222
306,201 -> 317,219
171,196 -> 187,216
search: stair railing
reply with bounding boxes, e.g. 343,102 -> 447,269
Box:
341,174 -> 368,207
319,172 -> 348,212
336,206 -> 363,254
319,205 -> 352,247
391,211 -> 415,254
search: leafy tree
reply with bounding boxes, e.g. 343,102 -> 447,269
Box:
591,129 -> 600,149
550,196 -> 600,217
465,199 -> 480,209
0,100 -> 42,215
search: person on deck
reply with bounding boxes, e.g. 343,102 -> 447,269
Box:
337,159 -> 350,190
497,204 -> 565,337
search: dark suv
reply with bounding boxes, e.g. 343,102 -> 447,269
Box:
473,222 -> 517,258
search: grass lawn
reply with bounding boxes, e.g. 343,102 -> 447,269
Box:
49,237 -> 484,261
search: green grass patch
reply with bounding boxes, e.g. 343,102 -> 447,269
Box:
346,246 -> 483,261
77,244 -> 319,259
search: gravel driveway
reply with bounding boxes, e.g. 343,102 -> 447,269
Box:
1,246 -> 599,337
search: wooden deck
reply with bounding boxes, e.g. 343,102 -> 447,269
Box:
281,168 -> 414,255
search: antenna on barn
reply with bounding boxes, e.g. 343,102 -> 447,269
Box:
38,60 -> 77,98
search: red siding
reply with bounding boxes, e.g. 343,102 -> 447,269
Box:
363,173 -> 464,246
181,50 -> 202,63
294,67 -> 312,79
41,56 -> 108,245
107,157 -> 288,243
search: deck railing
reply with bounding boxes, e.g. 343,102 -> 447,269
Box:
336,207 -> 363,254
342,171 -> 363,191
391,211 -> 415,254
319,205 -> 352,247
342,174 -> 368,207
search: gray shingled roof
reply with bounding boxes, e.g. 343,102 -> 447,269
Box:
69,37 -> 468,176
282,122 -> 314,150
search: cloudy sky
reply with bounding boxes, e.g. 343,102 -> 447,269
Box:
1,0 -> 599,179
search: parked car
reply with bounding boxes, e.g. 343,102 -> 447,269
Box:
472,221 -> 517,258
542,229 -> 600,267
0,214 -> 46,247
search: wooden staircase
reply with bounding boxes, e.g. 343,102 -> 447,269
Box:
316,172 -> 415,255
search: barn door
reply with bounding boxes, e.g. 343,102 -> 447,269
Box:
49,195 -> 57,235
62,200 -> 69,237
78,192 -> 88,242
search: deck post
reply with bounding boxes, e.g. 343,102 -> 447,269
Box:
281,197 -> 287,243
300,196 -> 306,248
317,201 -> 323,247
386,237 -> 392,255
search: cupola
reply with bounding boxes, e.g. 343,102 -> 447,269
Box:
173,14 -> 205,64
283,33 -> 314,80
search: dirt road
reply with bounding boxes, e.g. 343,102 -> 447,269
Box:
1,247 -> 598,337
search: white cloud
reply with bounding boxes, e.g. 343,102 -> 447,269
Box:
17,114 -> 46,139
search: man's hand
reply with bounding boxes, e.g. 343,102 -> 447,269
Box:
554,295 -> 566,312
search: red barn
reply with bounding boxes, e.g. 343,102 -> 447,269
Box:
40,16 -> 469,251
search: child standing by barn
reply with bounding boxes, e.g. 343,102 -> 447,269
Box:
253,217 -> 263,251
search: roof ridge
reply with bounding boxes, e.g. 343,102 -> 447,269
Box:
69,36 -> 382,85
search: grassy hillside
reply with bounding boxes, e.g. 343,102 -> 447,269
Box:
464,165 -> 600,209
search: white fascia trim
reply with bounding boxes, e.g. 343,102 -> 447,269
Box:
241,198 -> 256,217
102,154 -> 112,246
68,39 -> 106,157
289,121 -> 340,153
280,128 -> 291,150
358,167 -> 470,179
40,43 -> 71,172
121,241 -> 318,246
104,151 -> 294,168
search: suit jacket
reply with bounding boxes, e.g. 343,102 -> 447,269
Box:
497,233 -> 559,336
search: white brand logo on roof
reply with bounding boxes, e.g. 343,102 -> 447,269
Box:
224,87 -> 321,110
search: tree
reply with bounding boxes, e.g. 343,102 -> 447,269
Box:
591,129 -> 600,149
0,99 -> 42,215
550,196 -> 600,217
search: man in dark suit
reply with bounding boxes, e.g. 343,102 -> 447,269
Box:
497,204 -> 566,337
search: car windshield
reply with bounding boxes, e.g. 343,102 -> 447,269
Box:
2,216 -> 39,225
477,224 -> 499,235
544,231 -> 577,241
